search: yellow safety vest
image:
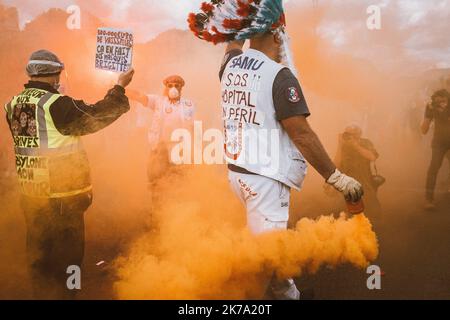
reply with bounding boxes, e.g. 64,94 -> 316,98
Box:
4,88 -> 92,198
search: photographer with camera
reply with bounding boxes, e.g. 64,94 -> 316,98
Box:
421,89 -> 450,210
334,125 -> 383,218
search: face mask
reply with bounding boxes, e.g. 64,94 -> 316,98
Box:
168,87 -> 180,100
53,82 -> 61,91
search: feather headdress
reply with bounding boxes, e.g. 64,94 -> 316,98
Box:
188,0 -> 298,76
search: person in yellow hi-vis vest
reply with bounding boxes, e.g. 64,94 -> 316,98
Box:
4,50 -> 135,299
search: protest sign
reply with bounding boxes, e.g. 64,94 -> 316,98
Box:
95,28 -> 133,72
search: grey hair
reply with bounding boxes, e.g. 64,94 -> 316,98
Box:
275,27 -> 298,77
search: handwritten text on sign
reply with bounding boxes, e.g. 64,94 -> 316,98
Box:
95,28 -> 133,73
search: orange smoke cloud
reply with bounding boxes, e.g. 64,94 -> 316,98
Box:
114,166 -> 378,300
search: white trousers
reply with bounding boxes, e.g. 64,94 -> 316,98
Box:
228,170 -> 300,300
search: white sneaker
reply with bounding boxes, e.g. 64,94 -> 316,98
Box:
271,279 -> 300,300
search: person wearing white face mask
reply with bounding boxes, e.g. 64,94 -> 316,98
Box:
168,84 -> 181,100
128,75 -> 195,188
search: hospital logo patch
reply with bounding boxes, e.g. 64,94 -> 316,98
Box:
287,87 -> 301,103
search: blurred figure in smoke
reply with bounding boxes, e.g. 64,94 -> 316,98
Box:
127,76 -> 195,189
333,125 -> 382,217
421,89 -> 450,210
190,0 -> 363,300
4,50 -> 135,299
409,87 -> 431,142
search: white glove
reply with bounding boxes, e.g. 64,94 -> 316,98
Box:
327,169 -> 364,202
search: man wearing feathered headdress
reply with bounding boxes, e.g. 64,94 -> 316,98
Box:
189,0 -> 364,300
